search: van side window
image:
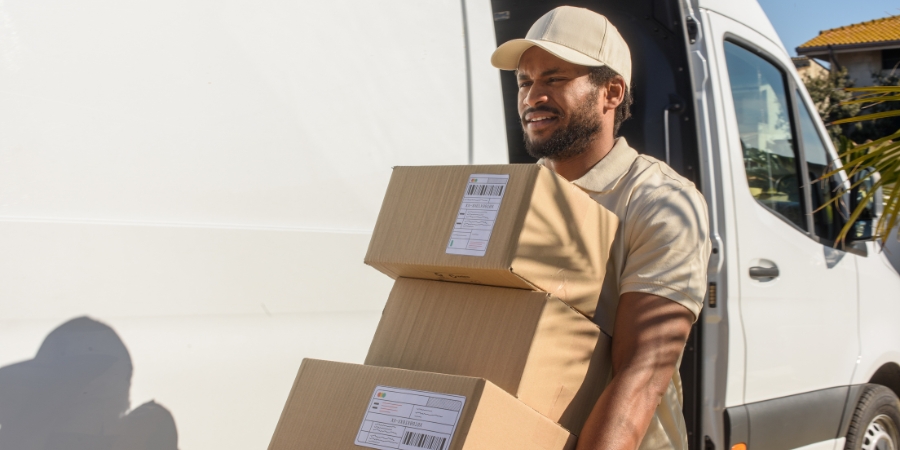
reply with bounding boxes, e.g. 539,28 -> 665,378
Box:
724,41 -> 806,231
796,94 -> 843,242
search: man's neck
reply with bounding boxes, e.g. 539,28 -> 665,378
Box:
543,134 -> 616,182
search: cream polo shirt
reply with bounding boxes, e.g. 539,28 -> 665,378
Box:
544,137 -> 711,450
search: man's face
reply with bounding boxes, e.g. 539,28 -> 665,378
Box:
516,47 -> 602,160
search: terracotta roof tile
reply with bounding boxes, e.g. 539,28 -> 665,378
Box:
798,15 -> 900,49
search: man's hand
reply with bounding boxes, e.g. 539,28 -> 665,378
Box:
576,292 -> 694,450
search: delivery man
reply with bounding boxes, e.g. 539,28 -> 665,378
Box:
491,6 -> 711,450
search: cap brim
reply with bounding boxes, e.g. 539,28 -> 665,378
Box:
490,39 -> 607,71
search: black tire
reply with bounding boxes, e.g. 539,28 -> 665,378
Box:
845,384 -> 900,450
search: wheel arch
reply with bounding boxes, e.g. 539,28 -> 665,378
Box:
869,362 -> 900,400
835,363 -> 900,440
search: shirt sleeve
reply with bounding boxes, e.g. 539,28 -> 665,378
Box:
619,183 -> 711,322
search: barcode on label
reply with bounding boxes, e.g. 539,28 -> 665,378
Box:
466,184 -> 504,197
446,173 -> 509,257
402,431 -> 446,450
356,386 -> 465,450
425,397 -> 462,411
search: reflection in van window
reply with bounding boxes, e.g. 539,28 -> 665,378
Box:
797,94 -> 844,242
724,41 -> 805,230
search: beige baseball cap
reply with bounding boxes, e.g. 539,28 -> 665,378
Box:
491,6 -> 632,86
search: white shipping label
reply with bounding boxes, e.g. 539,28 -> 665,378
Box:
445,173 -> 510,257
355,386 -> 466,450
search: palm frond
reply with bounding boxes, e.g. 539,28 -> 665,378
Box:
841,95 -> 900,105
828,83 -> 900,244
831,109 -> 900,125
845,86 -> 900,93
820,136 -> 900,180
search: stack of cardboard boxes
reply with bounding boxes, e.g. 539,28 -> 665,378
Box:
269,165 -> 618,450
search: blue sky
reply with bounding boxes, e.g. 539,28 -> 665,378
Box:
757,0 -> 900,56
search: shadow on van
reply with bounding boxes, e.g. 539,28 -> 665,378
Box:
886,229 -> 900,275
0,317 -> 179,450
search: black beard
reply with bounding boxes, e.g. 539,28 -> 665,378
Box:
522,88 -> 602,160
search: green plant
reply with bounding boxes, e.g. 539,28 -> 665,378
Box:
803,67 -> 860,142
843,72 -> 900,144
822,86 -> 900,244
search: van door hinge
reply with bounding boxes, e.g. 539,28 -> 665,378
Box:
708,236 -> 723,275
686,15 -> 699,44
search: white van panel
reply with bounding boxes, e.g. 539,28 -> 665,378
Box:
0,0 -> 506,448
0,0 -> 476,230
0,220 -> 392,449
697,0 -> 786,57
854,241 -> 900,385
0,312 -> 381,450
464,0 -> 510,165
0,221 -> 391,319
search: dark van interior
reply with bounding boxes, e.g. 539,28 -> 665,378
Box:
489,1 -> 704,447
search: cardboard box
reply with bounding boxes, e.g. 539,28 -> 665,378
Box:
364,164 -> 618,319
269,359 -> 577,450
365,278 -> 612,434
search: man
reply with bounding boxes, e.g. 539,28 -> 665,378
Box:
491,6 -> 711,450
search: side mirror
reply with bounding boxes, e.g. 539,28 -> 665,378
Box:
848,167 -> 884,242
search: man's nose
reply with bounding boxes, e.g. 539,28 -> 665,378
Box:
522,85 -> 549,108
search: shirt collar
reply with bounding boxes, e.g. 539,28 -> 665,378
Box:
570,137 -> 639,193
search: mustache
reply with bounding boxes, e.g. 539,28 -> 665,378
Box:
520,105 -> 563,124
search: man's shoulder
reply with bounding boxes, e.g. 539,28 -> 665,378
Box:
619,153 -> 707,218
628,153 -> 690,190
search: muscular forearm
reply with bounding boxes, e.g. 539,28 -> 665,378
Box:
575,292 -> 694,450
575,361 -> 671,450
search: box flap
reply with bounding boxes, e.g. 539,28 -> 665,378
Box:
466,381 -> 577,450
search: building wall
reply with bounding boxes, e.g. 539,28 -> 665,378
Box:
836,50 -> 881,86
797,60 -> 828,80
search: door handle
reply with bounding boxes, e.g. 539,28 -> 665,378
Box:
663,96 -> 685,165
749,266 -> 779,279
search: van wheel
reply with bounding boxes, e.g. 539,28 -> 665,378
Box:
845,384 -> 900,450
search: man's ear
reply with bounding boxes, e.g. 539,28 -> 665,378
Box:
603,75 -> 626,111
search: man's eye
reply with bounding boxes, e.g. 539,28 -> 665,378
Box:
518,81 -> 532,88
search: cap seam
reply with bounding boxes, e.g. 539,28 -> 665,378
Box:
513,40 -> 537,70
599,24 -> 609,60
542,10 -> 559,39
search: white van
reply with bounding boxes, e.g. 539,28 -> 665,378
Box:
1,0 -> 898,449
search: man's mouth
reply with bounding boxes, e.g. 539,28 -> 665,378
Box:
523,113 -> 559,131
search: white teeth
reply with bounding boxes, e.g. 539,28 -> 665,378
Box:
529,117 -> 554,122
